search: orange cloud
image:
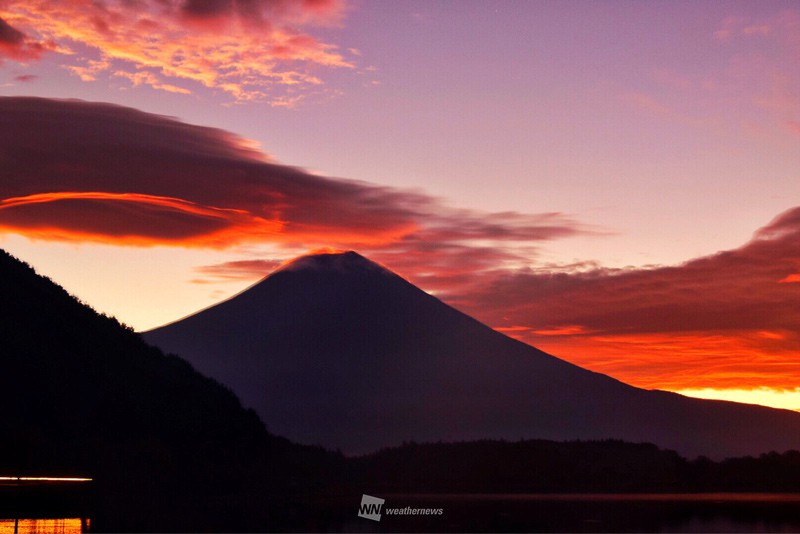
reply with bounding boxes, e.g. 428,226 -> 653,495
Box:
0,0 -> 352,101
0,191 -> 283,247
191,259 -> 284,284
532,325 -> 590,337
444,208 -> 800,392
530,330 -> 800,391
494,325 -> 531,334
0,97 -> 585,254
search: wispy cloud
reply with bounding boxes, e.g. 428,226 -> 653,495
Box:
0,0 -> 353,102
630,9 -> 800,138
191,259 -> 284,283
714,9 -> 800,52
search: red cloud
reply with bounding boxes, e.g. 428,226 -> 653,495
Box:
0,0 -> 351,101
0,192 -> 282,246
0,16 -> 50,62
0,97 -> 586,252
179,0 -> 343,26
447,208 -> 800,390
0,16 -> 24,45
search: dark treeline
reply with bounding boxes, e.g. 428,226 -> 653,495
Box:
3,248 -> 800,532
343,439 -> 800,494
0,249 -> 339,532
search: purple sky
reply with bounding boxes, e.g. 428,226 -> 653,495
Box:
0,0 -> 798,407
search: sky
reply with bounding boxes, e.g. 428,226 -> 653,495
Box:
0,0 -> 798,409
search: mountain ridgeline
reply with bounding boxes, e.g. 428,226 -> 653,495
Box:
145,251 -> 800,459
0,249 -> 336,532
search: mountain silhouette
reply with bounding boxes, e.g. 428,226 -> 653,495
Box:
0,248 -> 332,531
145,251 -> 800,458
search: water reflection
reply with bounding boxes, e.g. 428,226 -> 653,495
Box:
0,476 -> 92,533
0,518 -> 88,534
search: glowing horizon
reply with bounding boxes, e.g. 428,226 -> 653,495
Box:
0,476 -> 92,482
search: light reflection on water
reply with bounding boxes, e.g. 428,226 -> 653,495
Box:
0,518 -> 87,534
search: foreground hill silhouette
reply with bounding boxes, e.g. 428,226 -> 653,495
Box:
0,249 -> 336,532
146,251 -> 800,459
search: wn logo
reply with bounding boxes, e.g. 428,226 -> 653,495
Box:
358,494 -> 385,522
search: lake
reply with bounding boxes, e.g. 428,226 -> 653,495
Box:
325,493 -> 800,532
5,492 -> 800,532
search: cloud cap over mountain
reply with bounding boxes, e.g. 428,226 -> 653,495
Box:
0,97 -> 586,250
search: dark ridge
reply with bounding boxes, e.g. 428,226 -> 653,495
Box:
0,248 -> 338,532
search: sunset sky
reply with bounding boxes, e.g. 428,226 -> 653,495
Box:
0,1 -> 798,409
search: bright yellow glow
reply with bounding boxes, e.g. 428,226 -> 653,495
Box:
0,477 -> 92,482
673,387 -> 800,412
0,518 -> 84,534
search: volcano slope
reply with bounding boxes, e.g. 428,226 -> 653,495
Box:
145,251 -> 800,459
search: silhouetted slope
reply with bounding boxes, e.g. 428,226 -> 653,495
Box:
145,251 -> 800,458
0,249 -> 333,532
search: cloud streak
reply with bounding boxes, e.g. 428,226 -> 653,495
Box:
0,97 -> 586,254
0,191 -> 283,246
0,0 -> 352,101
446,207 -> 800,390
630,9 -> 800,139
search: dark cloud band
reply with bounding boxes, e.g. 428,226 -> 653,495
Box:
0,97 -> 585,250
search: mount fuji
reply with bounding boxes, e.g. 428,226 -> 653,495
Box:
144,251 -> 800,458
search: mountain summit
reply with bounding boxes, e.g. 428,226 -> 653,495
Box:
145,251 -> 800,458
276,249 -> 393,274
